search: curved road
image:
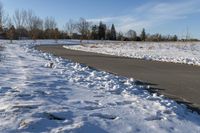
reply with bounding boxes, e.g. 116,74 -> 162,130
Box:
36,45 -> 200,112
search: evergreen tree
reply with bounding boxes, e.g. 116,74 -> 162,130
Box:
106,29 -> 111,40
91,25 -> 98,40
110,24 -> 116,40
172,35 -> 178,41
141,28 -> 146,41
98,21 -> 106,40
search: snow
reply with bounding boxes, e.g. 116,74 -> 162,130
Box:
0,40 -> 200,133
63,41 -> 200,66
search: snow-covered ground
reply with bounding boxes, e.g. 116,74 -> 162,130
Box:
0,40 -> 200,133
63,41 -> 200,66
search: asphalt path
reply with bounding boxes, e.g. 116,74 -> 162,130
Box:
36,45 -> 200,112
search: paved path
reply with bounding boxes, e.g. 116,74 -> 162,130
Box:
36,45 -> 200,112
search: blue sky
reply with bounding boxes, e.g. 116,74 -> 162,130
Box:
2,0 -> 200,39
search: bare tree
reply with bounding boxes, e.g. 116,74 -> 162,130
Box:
13,9 -> 29,39
126,30 -> 137,41
77,18 -> 91,40
0,2 -> 8,31
6,17 -> 12,28
0,2 -> 3,29
13,9 -> 43,40
44,17 -> 57,39
13,9 -> 27,29
26,12 -> 43,31
7,25 -> 16,43
65,19 -> 76,38
28,15 -> 43,41
25,10 -> 34,30
44,17 -> 57,30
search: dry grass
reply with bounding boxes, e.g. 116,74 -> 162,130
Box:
90,45 -> 98,48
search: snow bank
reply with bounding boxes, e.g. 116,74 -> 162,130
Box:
63,41 -> 200,66
0,40 -> 200,133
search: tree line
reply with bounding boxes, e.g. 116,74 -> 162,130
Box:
0,2 -> 183,42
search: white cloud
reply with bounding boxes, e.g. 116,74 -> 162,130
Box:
140,0 -> 200,20
87,0 -> 200,33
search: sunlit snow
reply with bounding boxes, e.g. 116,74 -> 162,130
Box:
63,41 -> 200,66
0,40 -> 200,133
